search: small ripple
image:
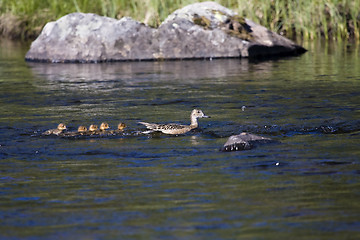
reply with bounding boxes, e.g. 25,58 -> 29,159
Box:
317,160 -> 353,166
301,170 -> 339,175
171,163 -> 202,168
13,196 -> 41,202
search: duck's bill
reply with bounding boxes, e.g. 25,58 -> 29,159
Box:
203,115 -> 210,118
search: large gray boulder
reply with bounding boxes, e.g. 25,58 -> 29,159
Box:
25,1 -> 306,62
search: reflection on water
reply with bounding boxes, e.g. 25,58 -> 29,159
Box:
0,39 -> 360,239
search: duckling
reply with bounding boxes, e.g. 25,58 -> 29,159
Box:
77,125 -> 88,134
61,125 -> 88,137
86,124 -> 98,135
89,124 -> 98,132
109,122 -> 127,135
95,122 -> 110,135
117,122 -> 126,131
99,122 -> 110,131
139,109 -> 210,135
42,123 -> 67,135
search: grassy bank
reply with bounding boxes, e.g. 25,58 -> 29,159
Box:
0,0 -> 359,40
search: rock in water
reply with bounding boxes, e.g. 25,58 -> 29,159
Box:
25,2 -> 306,62
220,132 -> 276,151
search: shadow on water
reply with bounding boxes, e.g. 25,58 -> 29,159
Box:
1,39 -> 360,239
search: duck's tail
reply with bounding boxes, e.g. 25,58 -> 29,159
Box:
141,130 -> 155,134
138,121 -> 158,130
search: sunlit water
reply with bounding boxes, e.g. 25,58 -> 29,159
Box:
0,39 -> 360,239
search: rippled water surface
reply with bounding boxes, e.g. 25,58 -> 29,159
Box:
1,40 -> 360,239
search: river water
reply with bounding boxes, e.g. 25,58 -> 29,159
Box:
0,39 -> 359,239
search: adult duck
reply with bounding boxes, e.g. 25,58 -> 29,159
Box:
139,109 -> 210,135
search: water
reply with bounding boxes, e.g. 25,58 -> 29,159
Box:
0,39 -> 360,239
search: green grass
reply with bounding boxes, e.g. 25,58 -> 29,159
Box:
0,0 -> 359,40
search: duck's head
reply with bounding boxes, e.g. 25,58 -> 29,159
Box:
89,124 -> 98,131
57,123 -> 67,130
100,122 -> 110,131
78,126 -> 87,132
117,122 -> 126,130
191,109 -> 210,119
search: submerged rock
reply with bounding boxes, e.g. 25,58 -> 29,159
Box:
25,2 -> 306,62
220,132 -> 276,151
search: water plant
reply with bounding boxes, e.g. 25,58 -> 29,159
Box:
0,0 -> 359,40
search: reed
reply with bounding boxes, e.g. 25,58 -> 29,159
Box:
0,0 -> 359,40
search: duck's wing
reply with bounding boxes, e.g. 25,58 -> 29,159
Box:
158,123 -> 194,135
158,123 -> 187,130
139,122 -> 184,130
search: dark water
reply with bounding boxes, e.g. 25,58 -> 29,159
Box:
1,39 -> 360,239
